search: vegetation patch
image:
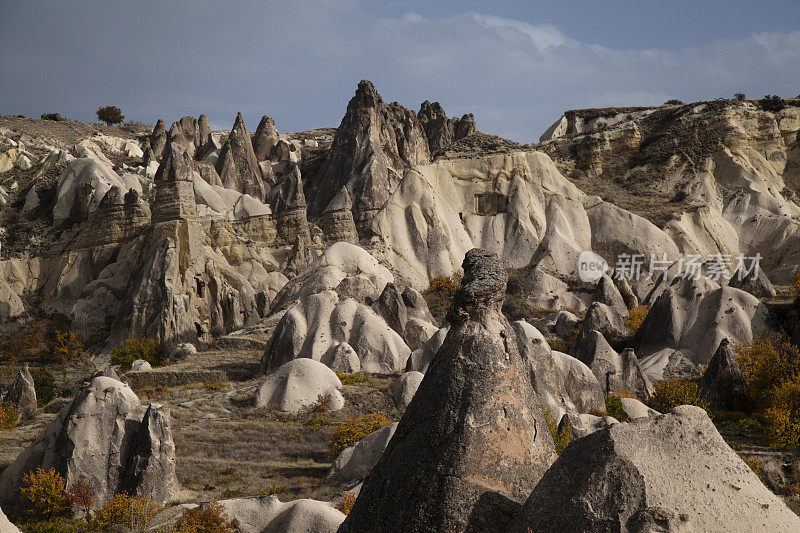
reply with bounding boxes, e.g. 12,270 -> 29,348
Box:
328,412 -> 393,458
649,379 -> 709,414
111,337 -> 168,371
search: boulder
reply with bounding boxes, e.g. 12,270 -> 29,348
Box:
214,495 -> 344,533
255,359 -> 344,413
169,343 -> 197,362
402,317 -> 438,351
700,338 -> 750,412
553,310 -> 579,338
340,249 -> 557,533
371,282 -> 407,335
619,397 -> 659,420
640,348 -> 702,383
320,342 -> 361,373
391,371 -> 423,413
406,326 -> 448,372
327,423 -> 398,486
512,406 -> 800,532
0,376 -> 178,511
569,302 -> 626,353
1,363 -> 37,421
401,286 -> 435,324
564,412 -> 618,439
131,359 -> 152,371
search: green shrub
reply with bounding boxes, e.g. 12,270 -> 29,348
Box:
649,379 -> 708,414
111,338 -> 167,371
735,333 -> 800,410
760,95 -> 786,112
328,412 -> 392,458
33,368 -> 57,406
542,405 -> 571,455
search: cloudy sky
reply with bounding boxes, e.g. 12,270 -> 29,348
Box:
1,0 -> 799,142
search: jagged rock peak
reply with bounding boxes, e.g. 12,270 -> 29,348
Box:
306,79 -> 429,226
150,119 -> 167,158
446,248 -> 507,324
154,141 -> 195,182
273,163 -> 306,212
418,100 -> 478,154
216,112 -> 265,200
98,185 -> 124,208
700,338 -> 750,411
253,115 -> 279,162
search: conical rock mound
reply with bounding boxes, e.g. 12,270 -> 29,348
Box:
340,249 -> 557,533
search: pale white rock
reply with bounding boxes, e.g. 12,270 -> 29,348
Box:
620,397 -> 659,420
15,153 -> 32,170
131,359 -> 152,371
0,152 -> 12,173
0,505 -> 20,533
215,495 -> 344,533
255,358 -> 344,413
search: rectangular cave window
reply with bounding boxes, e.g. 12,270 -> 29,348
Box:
474,192 -> 508,215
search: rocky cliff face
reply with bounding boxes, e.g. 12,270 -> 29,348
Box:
306,80 -> 430,236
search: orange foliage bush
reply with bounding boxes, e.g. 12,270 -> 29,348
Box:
176,501 -> 235,533
20,467 -> 69,519
328,412 -> 392,458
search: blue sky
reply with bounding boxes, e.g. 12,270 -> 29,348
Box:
1,0 -> 799,142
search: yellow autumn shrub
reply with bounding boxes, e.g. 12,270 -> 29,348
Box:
625,304 -> 650,335
20,467 -> 70,520
90,492 -> 160,531
542,405 -> 571,455
764,374 -> 800,448
328,412 -> 392,458
649,379 -> 708,414
735,333 -> 800,410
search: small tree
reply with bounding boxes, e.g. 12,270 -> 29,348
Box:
760,95 -> 786,113
97,105 -> 124,126
20,467 -> 70,520
664,99 -> 684,105
734,93 -> 746,101
66,477 -> 95,516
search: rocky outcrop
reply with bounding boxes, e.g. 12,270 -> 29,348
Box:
729,265 -> 777,298
216,113 -> 265,200
634,276 -> 768,364
149,119 -> 167,159
700,338 -> 750,411
340,249 -> 557,533
252,115 -> 279,163
327,422 -> 398,486
255,358 -> 344,412
308,80 -> 430,236
0,505 -> 20,533
215,495 -> 344,533
0,376 -> 178,512
573,330 -> 652,401
1,363 -> 37,421
320,187 -> 358,244
418,100 -> 476,154
271,163 -> 310,245
512,406 -> 800,532
513,320 -> 604,420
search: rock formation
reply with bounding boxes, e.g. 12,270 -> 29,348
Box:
391,371 -> 423,413
634,276 -> 768,364
1,363 -> 37,421
0,376 -> 178,512
418,100 -> 477,155
308,80 -> 430,236
214,495 -> 344,533
216,113 -> 265,200
327,423 -> 398,486
340,249 -> 557,533
573,330 -> 652,401
149,119 -> 167,159
512,406 -> 800,532
255,358 -> 344,412
271,162 -> 310,245
320,187 -> 358,244
700,338 -> 750,412
252,115 -> 279,162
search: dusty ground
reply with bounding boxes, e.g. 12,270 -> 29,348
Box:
0,346 -> 400,507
